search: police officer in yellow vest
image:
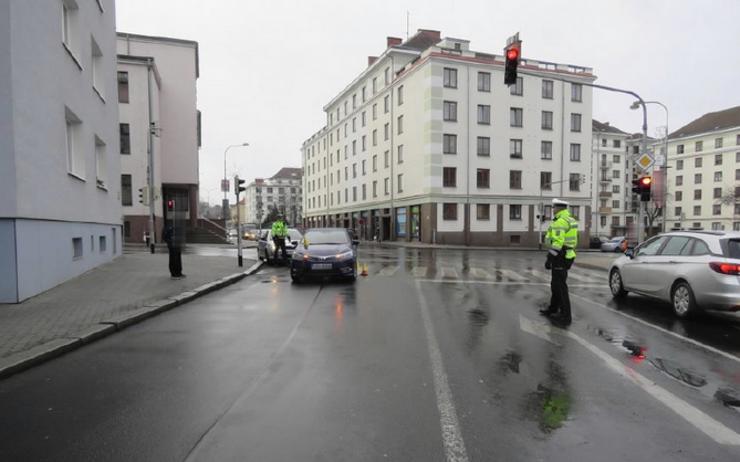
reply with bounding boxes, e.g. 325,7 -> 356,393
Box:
540,199 -> 578,326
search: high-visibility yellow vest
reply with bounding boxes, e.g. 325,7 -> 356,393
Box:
546,209 -> 578,260
271,220 -> 287,238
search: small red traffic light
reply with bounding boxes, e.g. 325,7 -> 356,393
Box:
167,199 -> 175,210
640,177 -> 652,186
506,48 -> 519,61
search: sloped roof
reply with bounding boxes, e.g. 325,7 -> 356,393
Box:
271,167 -> 303,179
395,29 -> 441,51
593,119 -> 628,135
669,105 -> 740,139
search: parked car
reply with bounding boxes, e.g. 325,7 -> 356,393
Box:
590,236 -> 608,249
608,231 -> 740,317
290,228 -> 359,283
242,227 -> 258,241
601,236 -> 626,252
257,228 -> 303,264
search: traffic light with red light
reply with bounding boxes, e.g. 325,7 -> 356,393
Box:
632,176 -> 652,202
167,199 -> 175,211
504,42 -> 521,86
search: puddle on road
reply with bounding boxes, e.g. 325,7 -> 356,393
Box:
498,350 -> 523,374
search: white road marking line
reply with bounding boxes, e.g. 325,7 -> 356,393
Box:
519,315 -> 560,345
379,265 -> 400,276
469,267 -> 492,279
566,270 -> 604,284
571,293 -> 740,365
440,266 -> 459,279
417,279 -> 603,288
415,281 -> 470,462
556,326 -> 740,445
412,266 -> 428,277
496,269 -> 529,282
526,268 -> 552,282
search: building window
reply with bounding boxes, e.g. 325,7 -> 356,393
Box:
72,237 -> 83,259
509,170 -> 522,189
384,95 -> 390,113
117,71 -> 129,103
373,155 -> 377,171
91,37 -> 104,96
541,171 -> 552,190
443,67 -> 458,88
613,139 -> 621,148
121,174 -> 132,206
714,171 -> 723,182
397,85 -> 404,105
541,111 -> 553,130
384,123 -> 389,141
384,178 -> 390,195
541,141 -> 552,160
397,174 -> 403,193
715,137 -> 723,148
384,150 -> 390,168
509,205 -> 522,220
361,111 -> 366,127
477,169 -> 490,188
361,86 -> 366,102
510,107 -> 523,127
372,77 -> 377,94
65,109 -> 82,176
95,136 -> 106,188
478,72 -> 491,92
737,168 -> 740,180
510,139 -> 523,159
676,159 -> 684,170
477,105 -> 491,125
571,83 -> 583,102
352,140 -> 356,155
443,101 -> 457,121
443,203 -> 457,220
397,115 -> 403,134
613,169 -> 620,179
477,137 -> 490,156
613,154 -> 621,163
384,67 -> 390,85
118,123 -> 131,155
477,204 -> 490,220
601,216 -> 607,227
693,206 -> 701,216
714,154 -> 723,165
397,145 -> 404,164
612,184 -> 620,193
675,191 -> 683,201
373,180 -> 377,198
694,173 -> 702,184
565,173 -> 580,192
675,206 -> 682,217
570,113 -> 582,132
676,175 -> 683,186
372,129 -> 377,146
362,159 -> 367,175
352,163 -> 357,178
612,200 -> 620,209
352,94 -> 357,109
372,104 -> 377,120
713,187 -> 722,199
695,140 -> 703,152
569,143 -> 581,161
676,144 -> 684,154
443,134 -> 457,154
695,157 -> 702,167
361,135 -> 366,152
510,77 -> 523,96
443,167 -> 457,187
542,79 -> 553,99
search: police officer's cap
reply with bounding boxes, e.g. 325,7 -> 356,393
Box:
551,198 -> 569,207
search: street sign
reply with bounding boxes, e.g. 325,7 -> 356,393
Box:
636,153 -> 654,171
221,179 -> 230,192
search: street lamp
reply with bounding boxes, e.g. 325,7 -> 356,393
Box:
631,100 -> 668,233
222,142 -> 249,221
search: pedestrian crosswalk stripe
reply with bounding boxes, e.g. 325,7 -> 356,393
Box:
567,270 -> 604,284
519,315 -> 559,345
379,265 -> 399,276
496,268 -> 529,282
412,266 -> 428,277
469,267 -> 492,279
526,269 -> 552,282
440,267 -> 459,279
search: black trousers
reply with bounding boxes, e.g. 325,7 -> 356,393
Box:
550,267 -> 571,320
168,247 -> 182,277
273,237 -> 287,260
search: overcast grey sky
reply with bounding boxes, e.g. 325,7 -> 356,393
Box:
116,0 -> 740,204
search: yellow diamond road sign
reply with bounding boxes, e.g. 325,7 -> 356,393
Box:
637,153 -> 654,171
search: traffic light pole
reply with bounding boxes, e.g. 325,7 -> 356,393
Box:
517,68 -> 649,244
235,175 -> 243,267
146,58 -> 157,254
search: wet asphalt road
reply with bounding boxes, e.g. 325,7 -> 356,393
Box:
1,246 -> 740,461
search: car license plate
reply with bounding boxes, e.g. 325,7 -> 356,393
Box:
312,263 -> 332,270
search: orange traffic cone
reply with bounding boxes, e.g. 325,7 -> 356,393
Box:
360,263 -> 368,276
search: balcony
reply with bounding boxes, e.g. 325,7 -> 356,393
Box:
599,207 -> 613,214
599,191 -> 613,198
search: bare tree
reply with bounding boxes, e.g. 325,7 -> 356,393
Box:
644,201 -> 662,236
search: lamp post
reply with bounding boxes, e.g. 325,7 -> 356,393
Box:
631,100 -> 668,233
223,143 -> 249,222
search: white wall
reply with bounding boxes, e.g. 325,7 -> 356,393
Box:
117,35 -> 199,185
0,0 -> 15,218
0,220 -> 18,303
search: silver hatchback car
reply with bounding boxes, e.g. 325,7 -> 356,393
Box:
608,231 -> 740,317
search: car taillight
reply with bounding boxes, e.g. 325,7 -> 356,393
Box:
709,262 -> 740,275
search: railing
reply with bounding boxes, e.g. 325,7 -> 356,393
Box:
198,217 -> 228,237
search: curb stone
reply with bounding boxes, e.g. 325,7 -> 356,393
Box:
0,260 -> 263,380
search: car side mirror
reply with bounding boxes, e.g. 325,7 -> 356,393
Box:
352,239 -> 360,247
625,248 -> 634,258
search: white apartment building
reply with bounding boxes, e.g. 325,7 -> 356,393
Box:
116,33 -> 200,242
591,120 -> 636,237
664,106 -> 740,232
302,30 -> 595,246
0,0 -> 122,303
242,168 -> 303,226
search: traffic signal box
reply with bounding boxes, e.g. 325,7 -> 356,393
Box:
632,176 -> 652,202
504,42 -> 521,86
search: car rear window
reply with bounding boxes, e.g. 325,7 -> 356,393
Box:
727,239 -> 740,259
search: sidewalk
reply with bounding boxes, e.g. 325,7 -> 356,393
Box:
0,250 -> 257,377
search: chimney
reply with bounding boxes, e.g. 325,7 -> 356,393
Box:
417,29 -> 441,42
368,56 -> 379,66
386,36 -> 403,48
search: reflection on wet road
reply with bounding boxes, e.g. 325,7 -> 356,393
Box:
1,246 -> 739,461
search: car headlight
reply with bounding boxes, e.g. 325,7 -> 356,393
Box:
336,250 -> 354,261
292,251 -> 305,260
